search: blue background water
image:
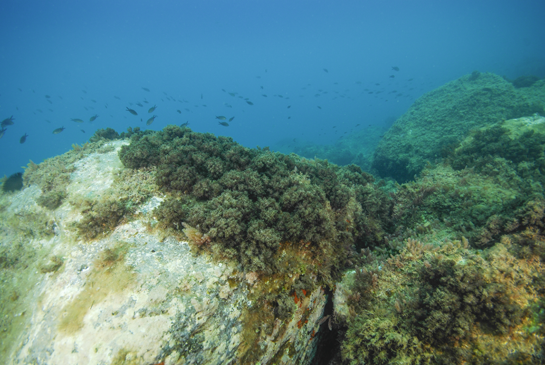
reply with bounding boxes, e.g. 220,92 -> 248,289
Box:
1,0 -> 544,178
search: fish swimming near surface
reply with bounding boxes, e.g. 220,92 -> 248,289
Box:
71,118 -> 85,123
136,102 -> 144,107
216,116 -> 227,120
323,68 -> 329,73
246,101 -> 254,105
181,121 -> 189,127
89,114 -> 98,122
0,128 -> 6,139
20,133 -> 28,144
218,121 -> 229,127
229,117 -> 235,122
148,105 -> 157,113
81,129 -> 86,133
52,127 -> 65,134
392,66 -> 400,71
146,115 -> 157,125
1,116 -> 15,128
177,110 -> 182,114
389,75 -> 395,78
142,87 -> 150,92
126,107 -> 138,115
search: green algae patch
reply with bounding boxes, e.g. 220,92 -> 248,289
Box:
119,125 -> 391,275
372,72 -> 545,182
70,166 -> 159,241
340,237 -> 544,364
58,241 -> 135,335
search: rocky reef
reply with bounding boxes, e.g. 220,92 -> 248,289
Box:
372,72 -> 545,183
1,82 -> 544,364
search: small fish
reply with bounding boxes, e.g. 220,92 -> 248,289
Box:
246,101 -> 254,105
201,94 -> 203,99
1,116 -> 15,128
143,100 -> 149,104
262,94 -> 267,97
229,117 -> 235,122
142,87 -> 150,92
392,66 -> 400,71
287,105 -> 291,109
81,129 -> 86,133
323,68 -> 329,73
148,105 -> 157,113
20,133 -> 28,144
389,75 -> 395,78
317,106 -> 322,109
177,110 -> 181,114
0,128 -> 6,139
181,121 -> 189,127
216,116 -> 227,120
126,107 -> 138,115
146,115 -> 157,125
52,126 -> 65,134
136,102 -> 144,107
89,114 -> 98,122
218,121 -> 229,127
114,96 -> 121,100
45,95 -> 51,98
71,118 -> 84,123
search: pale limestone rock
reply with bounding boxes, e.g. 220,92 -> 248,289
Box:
1,140 -> 328,364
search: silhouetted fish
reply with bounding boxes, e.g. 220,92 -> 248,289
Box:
20,133 -> 28,144
1,116 -> 14,128
71,118 -> 84,123
148,105 -> 157,113
246,101 -> 254,105
126,107 -> 138,115
53,127 -> 65,134
89,114 -> 98,122
142,87 -> 150,92
146,115 -> 157,125
218,121 -> 229,127
392,66 -> 400,71
216,116 -> 227,120
323,68 -> 328,73
229,117 -> 235,122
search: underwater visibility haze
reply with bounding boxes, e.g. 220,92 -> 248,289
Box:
1,0 -> 544,176
2,1 -> 545,364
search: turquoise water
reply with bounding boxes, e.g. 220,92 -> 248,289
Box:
0,0 -> 544,177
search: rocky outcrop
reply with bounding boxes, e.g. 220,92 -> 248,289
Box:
0,141 -> 328,364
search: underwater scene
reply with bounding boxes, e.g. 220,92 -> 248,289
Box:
1,1 -> 545,364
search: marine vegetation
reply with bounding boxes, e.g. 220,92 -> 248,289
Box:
339,235 -> 544,364
372,72 -> 545,183
119,125 -> 391,276
512,75 -> 540,88
1,172 -> 24,193
338,115 -> 545,363
119,124 -> 393,362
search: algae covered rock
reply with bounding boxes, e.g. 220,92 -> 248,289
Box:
372,72 -> 545,182
0,141 -> 331,364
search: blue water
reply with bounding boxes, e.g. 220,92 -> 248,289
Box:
1,0 -> 544,178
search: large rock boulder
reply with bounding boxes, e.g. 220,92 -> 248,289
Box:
372,72 -> 545,182
0,141 -> 328,364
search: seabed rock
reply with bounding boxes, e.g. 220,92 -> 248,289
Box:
0,141 -> 327,365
